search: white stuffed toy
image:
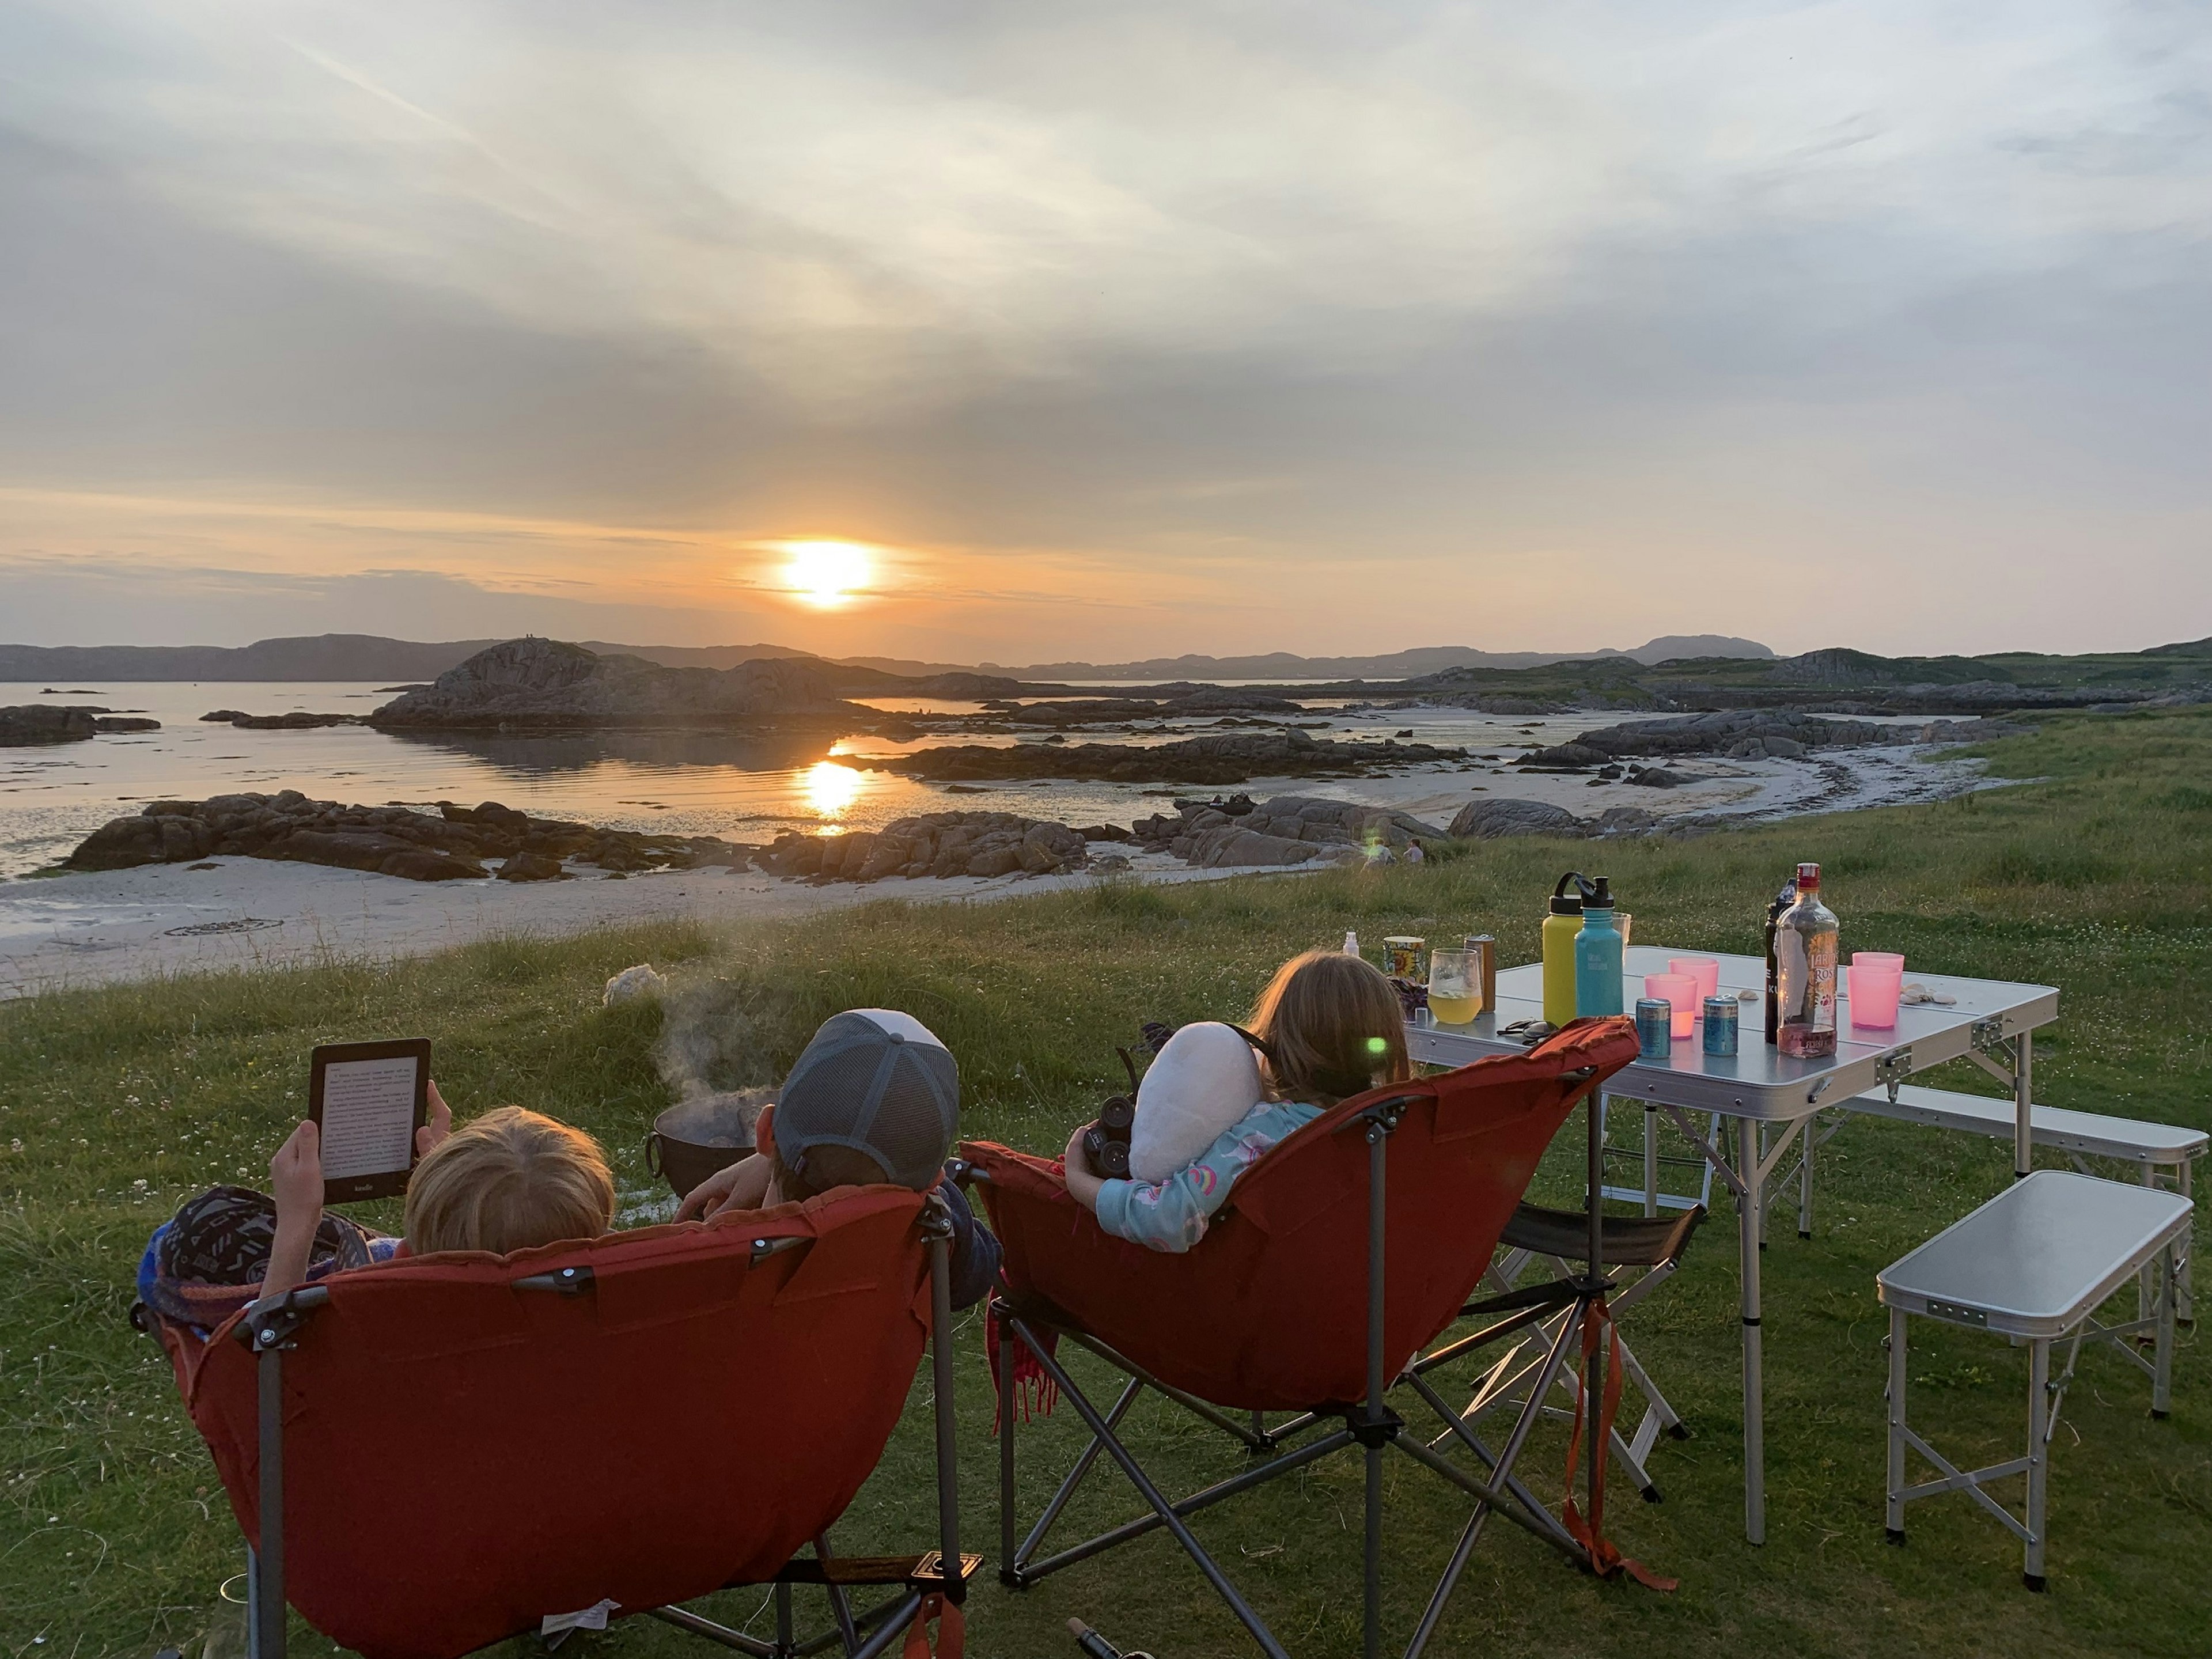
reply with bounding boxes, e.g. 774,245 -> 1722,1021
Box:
1128,1022 -> 1267,1183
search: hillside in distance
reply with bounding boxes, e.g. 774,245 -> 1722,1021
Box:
0,632 -> 1769,683
970,634 -> 1775,680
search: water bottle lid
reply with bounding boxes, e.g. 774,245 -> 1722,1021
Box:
1584,875 -> 1614,910
1550,894 -> 1583,915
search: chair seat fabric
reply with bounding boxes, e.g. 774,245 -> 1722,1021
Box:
967,1019 -> 1638,1411
157,1186 -> 933,1659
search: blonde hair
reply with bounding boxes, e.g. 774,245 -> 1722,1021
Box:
404,1105 -> 615,1256
1246,949 -> 1413,1108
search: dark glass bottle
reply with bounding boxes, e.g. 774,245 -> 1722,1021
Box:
1762,874 -> 1797,1047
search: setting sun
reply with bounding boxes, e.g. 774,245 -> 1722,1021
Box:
779,540 -> 873,608
801,759 -> 863,820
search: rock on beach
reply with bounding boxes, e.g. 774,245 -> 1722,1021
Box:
881,728 -> 1465,785
62,793 -> 753,882
756,812 -> 1092,882
369,637 -> 859,731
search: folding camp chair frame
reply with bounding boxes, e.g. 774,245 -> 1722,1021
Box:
1435,1205 -> 1702,1503
981,1074 -> 1616,1659
238,1199 -> 976,1659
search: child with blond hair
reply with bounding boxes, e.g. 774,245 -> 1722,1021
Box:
1060,949 -> 1412,1253
137,1085 -> 616,1331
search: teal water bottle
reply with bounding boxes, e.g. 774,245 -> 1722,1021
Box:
1574,876 -> 1625,1018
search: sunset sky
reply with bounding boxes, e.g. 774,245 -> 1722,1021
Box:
3,2 -> 2208,664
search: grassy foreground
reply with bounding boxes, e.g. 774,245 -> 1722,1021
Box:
3,708 -> 2208,1659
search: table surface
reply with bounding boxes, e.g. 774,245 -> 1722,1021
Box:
1409,945 -> 2059,1122
1877,1170 -> 2193,1337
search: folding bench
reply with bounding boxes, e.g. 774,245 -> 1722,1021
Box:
1801,1084 -> 2202,1315
1878,1171 -> 2187,1589
147,1186 -> 978,1659
963,1018 -> 1643,1659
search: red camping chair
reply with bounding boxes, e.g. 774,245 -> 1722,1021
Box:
151,1186 -> 979,1659
961,1018 -> 1641,1659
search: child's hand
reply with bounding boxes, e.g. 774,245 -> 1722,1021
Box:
258,1120 -> 324,1309
416,1082 -> 454,1156
676,1155 -> 774,1221
1060,1125 -> 1106,1213
269,1119 -> 325,1226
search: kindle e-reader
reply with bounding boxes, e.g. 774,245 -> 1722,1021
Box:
309,1039 -> 432,1203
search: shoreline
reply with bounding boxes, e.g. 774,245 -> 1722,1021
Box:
0,740 -> 2002,999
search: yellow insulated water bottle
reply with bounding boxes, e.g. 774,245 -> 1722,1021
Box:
1542,872 -> 1586,1028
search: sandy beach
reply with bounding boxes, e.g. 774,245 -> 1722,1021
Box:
0,737 -> 2000,999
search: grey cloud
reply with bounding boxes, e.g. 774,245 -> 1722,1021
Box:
1,0 -> 2209,657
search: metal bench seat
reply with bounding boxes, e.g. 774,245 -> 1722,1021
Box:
1793,1085 -> 2202,1321
1844,1084 -> 2206,1167
1877,1171 -> 2188,1589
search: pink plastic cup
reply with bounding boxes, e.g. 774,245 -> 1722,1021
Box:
1849,964 -> 1904,1028
1668,956 -> 1721,1003
1854,952 -> 1905,975
1643,974 -> 1699,1039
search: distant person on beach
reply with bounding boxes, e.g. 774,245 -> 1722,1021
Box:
138,1089 -> 616,1333
674,1009 -> 1001,1308
1058,949 -> 1412,1252
1404,839 -> 1425,865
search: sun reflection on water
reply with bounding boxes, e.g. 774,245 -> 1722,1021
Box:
802,760 -> 863,825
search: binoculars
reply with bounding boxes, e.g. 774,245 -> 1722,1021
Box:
1081,1090 -> 1135,1180
1081,1026 -> 1173,1180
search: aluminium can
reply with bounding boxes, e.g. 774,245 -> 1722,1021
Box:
1703,995 -> 1740,1056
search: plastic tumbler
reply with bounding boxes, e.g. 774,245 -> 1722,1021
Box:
1849,953 -> 1904,1029
1643,973 -> 1699,1039
1668,956 -> 1721,1003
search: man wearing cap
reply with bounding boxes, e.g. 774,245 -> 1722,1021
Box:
675,1010 -> 1000,1308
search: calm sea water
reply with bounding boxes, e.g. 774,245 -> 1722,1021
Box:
0,681 -> 1601,878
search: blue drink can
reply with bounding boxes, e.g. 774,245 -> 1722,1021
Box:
1703,995 -> 1740,1056
1635,999 -> 1672,1059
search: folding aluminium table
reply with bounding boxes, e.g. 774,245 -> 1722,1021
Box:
1408,944 -> 2059,1544
1877,1170 -> 2187,1588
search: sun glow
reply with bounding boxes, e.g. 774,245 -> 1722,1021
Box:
779,540 -> 873,608
802,760 -> 863,821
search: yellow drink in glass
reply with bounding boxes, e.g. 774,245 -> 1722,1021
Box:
1427,948 -> 1480,1025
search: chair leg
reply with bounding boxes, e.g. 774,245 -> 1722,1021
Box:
1013,1319 -> 1294,1659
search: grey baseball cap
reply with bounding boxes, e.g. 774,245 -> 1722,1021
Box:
773,1009 -> 959,1191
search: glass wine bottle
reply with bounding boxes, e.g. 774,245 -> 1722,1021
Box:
1775,861 -> 1839,1059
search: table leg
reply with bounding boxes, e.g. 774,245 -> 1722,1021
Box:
2180,1158 -> 2195,1325
1885,1306 -> 1907,1542
2013,1029 -> 2035,1183
2154,1240 -> 2176,1418
2024,1338 -> 2049,1591
1737,1116 -> 1766,1545
1643,1104 -> 1658,1218
1798,1119 -> 1816,1239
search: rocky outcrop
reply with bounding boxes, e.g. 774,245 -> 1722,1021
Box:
755,812 -> 1091,882
1520,710 -> 1915,767
1167,688 -> 1307,713
1442,797 -> 1662,840
881,729 -> 1464,785
62,793 -> 753,882
202,710 -> 365,729
94,717 -> 161,732
1448,798 -> 1585,839
1,705 -> 101,745
371,638 -> 859,731
1132,794 -> 1444,868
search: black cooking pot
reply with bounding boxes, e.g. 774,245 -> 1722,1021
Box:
646,1090 -> 765,1199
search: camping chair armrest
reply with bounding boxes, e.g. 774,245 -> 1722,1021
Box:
233,1283 -> 331,1351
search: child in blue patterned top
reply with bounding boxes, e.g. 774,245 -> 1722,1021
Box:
1062,949 -> 1413,1253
